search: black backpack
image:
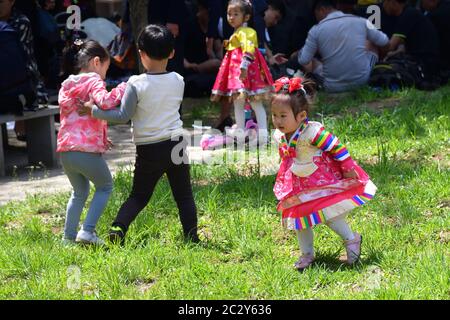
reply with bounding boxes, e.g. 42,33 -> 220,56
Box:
369,53 -> 426,90
0,21 -> 35,115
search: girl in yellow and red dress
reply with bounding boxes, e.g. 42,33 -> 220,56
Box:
211,0 -> 273,144
271,76 -> 377,271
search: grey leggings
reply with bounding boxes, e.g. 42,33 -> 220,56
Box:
61,152 -> 113,240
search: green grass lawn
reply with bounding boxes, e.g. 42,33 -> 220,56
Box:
0,86 -> 449,299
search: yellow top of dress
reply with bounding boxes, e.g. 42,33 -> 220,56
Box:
225,26 -> 258,54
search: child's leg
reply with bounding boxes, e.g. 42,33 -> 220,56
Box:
112,144 -> 166,232
233,97 -> 246,130
166,149 -> 198,240
77,155 -> 113,233
326,216 -> 355,241
61,153 -> 90,240
326,216 -> 362,264
249,100 -> 268,143
295,228 -> 314,256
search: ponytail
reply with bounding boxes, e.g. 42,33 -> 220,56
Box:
62,39 -> 110,75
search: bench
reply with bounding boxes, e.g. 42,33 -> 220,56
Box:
0,105 -> 60,176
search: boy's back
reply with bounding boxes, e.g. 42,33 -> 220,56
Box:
128,72 -> 184,144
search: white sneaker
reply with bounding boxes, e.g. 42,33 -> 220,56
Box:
76,229 -> 105,245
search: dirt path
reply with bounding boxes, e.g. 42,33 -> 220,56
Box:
0,124 -> 137,206
0,120 -> 225,206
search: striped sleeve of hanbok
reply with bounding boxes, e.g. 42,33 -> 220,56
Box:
310,126 -> 351,162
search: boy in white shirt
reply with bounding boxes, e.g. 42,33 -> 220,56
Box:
79,24 -> 199,245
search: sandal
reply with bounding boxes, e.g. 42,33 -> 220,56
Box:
294,254 -> 315,271
344,232 -> 362,265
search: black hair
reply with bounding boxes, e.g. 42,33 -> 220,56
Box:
197,0 -> 208,9
271,79 -> 317,116
267,0 -> 286,18
227,0 -> 254,27
228,0 -> 252,18
62,39 -> 110,75
313,0 -> 337,11
137,24 -> 175,60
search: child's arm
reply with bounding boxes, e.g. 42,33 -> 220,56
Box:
237,29 -> 257,80
90,78 -> 127,110
88,84 -> 138,124
310,126 -> 358,177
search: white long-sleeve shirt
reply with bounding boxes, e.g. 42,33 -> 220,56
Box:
92,72 -> 185,145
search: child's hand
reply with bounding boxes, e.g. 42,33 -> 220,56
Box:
77,98 -> 94,116
343,169 -> 359,179
239,68 -> 248,81
281,195 -> 302,209
269,53 -> 288,66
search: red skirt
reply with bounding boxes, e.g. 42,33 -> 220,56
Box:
211,48 -> 273,101
274,157 -> 377,231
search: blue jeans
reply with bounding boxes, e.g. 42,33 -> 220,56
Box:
61,152 -> 113,240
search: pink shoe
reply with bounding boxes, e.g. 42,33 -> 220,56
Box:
294,254 -> 315,271
344,233 -> 362,265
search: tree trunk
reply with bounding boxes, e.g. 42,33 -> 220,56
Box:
129,0 -> 149,72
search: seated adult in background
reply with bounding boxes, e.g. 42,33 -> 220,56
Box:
265,0 -> 313,78
256,0 -> 289,78
355,1 -> 398,38
147,0 -> 189,75
298,0 -> 390,92
183,0 -> 221,98
36,0 -> 60,90
421,0 -> 450,82
196,0 -> 226,60
1,0 -> 49,140
383,0 -> 440,84
253,0 -> 284,47
9,0 -> 48,103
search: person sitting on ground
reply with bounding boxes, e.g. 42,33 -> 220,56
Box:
183,0 -> 222,98
268,0 -> 315,78
36,0 -> 60,90
0,0 -> 48,140
383,0 -> 440,87
259,0 -> 287,68
420,0 -> 450,83
297,0 -> 390,93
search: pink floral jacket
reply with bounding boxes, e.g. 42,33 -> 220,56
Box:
57,72 -> 126,153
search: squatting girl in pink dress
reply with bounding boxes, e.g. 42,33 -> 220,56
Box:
271,77 -> 377,271
58,40 -> 126,245
211,0 -> 273,144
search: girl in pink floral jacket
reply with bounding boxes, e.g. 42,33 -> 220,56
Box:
58,40 -> 126,245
